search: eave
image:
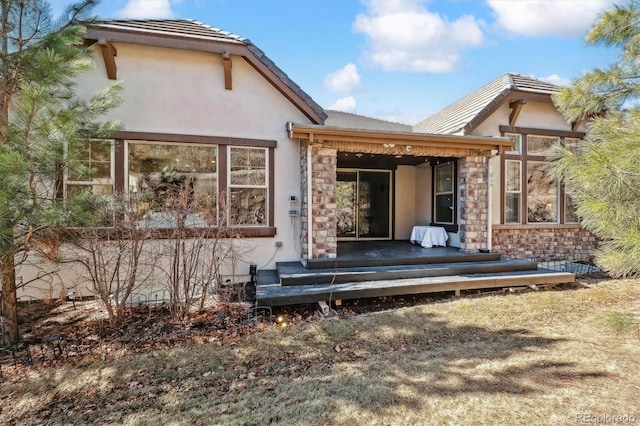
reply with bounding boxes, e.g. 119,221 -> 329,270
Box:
288,123 -> 515,154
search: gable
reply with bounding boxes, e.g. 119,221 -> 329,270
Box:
83,19 -> 326,126
413,73 -> 569,136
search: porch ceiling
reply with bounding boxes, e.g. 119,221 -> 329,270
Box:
338,151 -> 428,167
287,122 -> 515,156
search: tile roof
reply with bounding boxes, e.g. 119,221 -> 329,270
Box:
413,73 -> 561,135
86,19 -> 327,123
325,110 -> 412,132
91,19 -> 247,43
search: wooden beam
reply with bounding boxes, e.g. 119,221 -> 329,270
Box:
571,120 -> 581,132
98,38 -> 117,80
289,124 -> 515,152
222,52 -> 232,90
509,99 -> 526,127
499,125 -> 585,139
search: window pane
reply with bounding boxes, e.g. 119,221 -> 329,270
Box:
230,188 -> 266,225
230,148 -> 266,186
505,133 -> 521,153
565,138 -> 580,153
505,193 -> 520,223
527,135 -> 557,156
435,162 -> 454,193
565,193 -> 579,223
69,140 -> 112,181
128,142 -> 217,216
505,160 -> 521,191
527,161 -> 557,223
435,194 -> 453,224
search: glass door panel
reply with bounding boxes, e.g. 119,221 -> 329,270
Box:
358,171 -> 390,238
337,169 -> 391,240
337,171 -> 357,238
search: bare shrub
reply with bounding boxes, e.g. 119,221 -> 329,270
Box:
148,187 -> 252,321
65,193 -> 156,329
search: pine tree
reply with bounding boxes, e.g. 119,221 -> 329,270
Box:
552,1 -> 640,277
0,0 -> 121,345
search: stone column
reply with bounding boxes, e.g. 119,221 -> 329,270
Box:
458,154 -> 489,253
310,146 -> 338,258
299,140 -> 310,260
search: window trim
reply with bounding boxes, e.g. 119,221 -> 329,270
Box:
500,127 -> 580,226
431,159 -> 457,229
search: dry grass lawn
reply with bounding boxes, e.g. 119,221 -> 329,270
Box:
2,278 -> 639,425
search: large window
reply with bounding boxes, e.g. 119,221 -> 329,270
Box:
527,161 -> 557,223
65,139 -> 114,197
64,133 -> 275,233
434,161 -> 455,224
128,142 -> 218,226
502,129 -> 582,225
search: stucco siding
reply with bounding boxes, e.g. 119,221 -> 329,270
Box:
18,41 -> 317,299
394,166 -> 416,240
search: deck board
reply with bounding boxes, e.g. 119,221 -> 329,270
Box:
256,268 -> 575,306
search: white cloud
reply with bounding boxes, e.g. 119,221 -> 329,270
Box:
538,73 -> 571,87
487,0 -> 616,37
323,63 -> 363,93
353,0 -> 485,73
117,0 -> 176,19
328,96 -> 357,112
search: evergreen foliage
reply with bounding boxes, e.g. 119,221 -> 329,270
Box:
0,0 -> 121,344
552,0 -> 640,277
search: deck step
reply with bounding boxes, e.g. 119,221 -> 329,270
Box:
305,250 -> 500,269
277,259 -> 537,286
256,269 -> 575,307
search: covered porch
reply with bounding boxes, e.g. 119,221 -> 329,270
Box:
288,123 -> 515,260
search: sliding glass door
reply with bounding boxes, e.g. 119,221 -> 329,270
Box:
337,169 -> 391,240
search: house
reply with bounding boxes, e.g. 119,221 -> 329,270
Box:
414,73 -> 598,259
17,19 -> 577,303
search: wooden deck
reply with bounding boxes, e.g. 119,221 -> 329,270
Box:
256,241 -> 575,307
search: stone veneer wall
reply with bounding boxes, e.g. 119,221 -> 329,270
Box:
492,225 -> 598,259
310,146 -> 338,258
458,155 -> 489,252
299,142 -> 338,260
300,141 -> 310,260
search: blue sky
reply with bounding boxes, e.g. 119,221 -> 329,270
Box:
51,0 -> 619,124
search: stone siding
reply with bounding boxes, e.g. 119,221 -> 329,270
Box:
300,142 -> 338,260
300,141 -> 310,260
458,155 -> 489,252
310,146 -> 338,258
492,226 -> 598,259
